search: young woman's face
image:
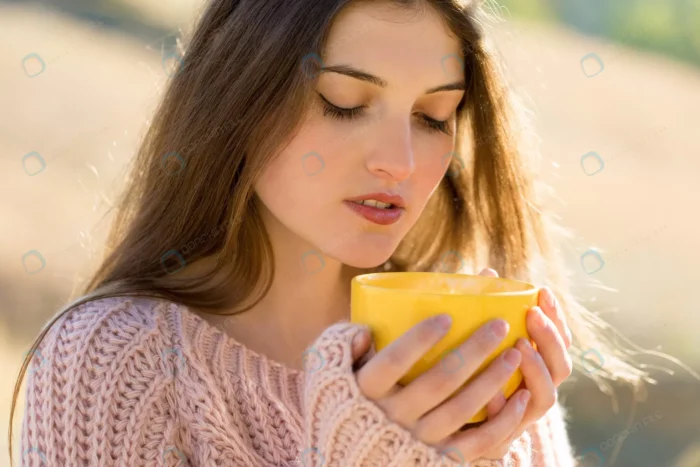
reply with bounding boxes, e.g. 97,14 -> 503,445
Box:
254,3 -> 465,269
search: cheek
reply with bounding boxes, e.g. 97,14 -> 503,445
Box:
255,154 -> 307,214
416,145 -> 453,197
255,146 -> 341,231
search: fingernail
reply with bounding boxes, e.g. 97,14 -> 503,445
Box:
434,314 -> 453,330
352,329 -> 366,346
542,287 -> 555,309
532,307 -> 548,328
503,349 -> 521,369
516,338 -> 533,353
492,390 -> 507,405
518,391 -> 531,412
489,320 -> 509,339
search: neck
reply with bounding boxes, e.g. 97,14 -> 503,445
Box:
189,199 -> 376,370
217,262 -> 365,370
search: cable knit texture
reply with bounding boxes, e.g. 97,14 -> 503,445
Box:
21,296 -> 577,466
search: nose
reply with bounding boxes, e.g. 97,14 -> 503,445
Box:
366,119 -> 415,182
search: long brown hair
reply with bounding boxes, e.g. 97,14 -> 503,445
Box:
9,0 -> 651,463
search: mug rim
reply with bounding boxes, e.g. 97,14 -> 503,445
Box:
351,271 -> 538,297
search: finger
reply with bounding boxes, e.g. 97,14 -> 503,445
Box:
515,337 -> 558,420
538,287 -> 572,348
526,307 -> 573,386
444,389 -> 530,460
351,328 -> 376,371
415,347 -> 522,442
486,391 -> 507,419
478,268 -> 499,277
386,320 -> 509,424
356,314 -> 452,400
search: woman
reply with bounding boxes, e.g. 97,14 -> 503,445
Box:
11,0 -> 648,465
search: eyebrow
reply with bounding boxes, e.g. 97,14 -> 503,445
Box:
319,64 -> 466,94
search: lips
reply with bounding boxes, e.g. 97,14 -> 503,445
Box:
343,201 -> 403,225
344,192 -> 406,209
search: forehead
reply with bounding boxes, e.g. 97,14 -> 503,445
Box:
322,3 -> 463,76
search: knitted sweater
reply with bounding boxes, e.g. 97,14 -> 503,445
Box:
21,296 -> 577,466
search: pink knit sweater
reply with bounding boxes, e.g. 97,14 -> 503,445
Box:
21,296 -> 577,466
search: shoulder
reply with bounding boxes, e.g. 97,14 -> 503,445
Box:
22,296 -> 191,465
31,295 -> 185,376
56,295 -> 180,335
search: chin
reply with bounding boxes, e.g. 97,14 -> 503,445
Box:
338,250 -> 394,270
318,230 -> 400,269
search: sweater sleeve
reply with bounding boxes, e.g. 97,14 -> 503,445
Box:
301,321 -> 470,466
301,321 -> 577,467
20,299 -> 188,467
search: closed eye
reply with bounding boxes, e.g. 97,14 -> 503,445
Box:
317,93 -> 453,136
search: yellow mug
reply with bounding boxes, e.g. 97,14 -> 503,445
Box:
350,271 -> 538,423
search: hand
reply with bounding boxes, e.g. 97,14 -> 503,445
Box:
477,268 -> 573,459
349,268 -> 531,463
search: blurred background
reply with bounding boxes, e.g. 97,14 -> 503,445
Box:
1,0 -> 699,465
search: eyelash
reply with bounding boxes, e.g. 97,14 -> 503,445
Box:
318,94 -> 452,136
